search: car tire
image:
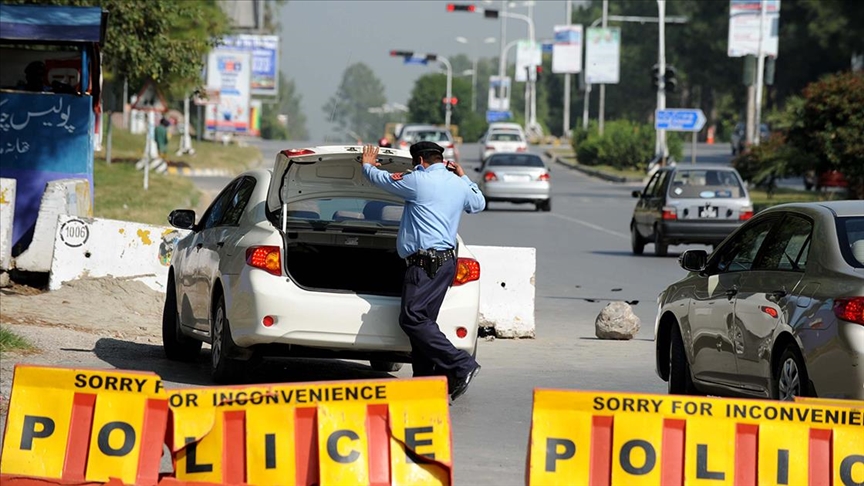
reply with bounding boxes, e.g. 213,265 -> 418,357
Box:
771,344 -> 809,401
536,199 -> 551,212
668,324 -> 697,395
631,223 -> 645,255
162,276 -> 202,362
210,293 -> 245,384
654,225 -> 669,257
370,361 -> 403,372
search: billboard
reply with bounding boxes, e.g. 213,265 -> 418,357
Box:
585,27 -> 621,85
487,75 -> 511,112
218,34 -> 280,96
515,41 -> 542,83
552,25 -> 583,74
728,0 -> 781,58
205,50 -> 251,134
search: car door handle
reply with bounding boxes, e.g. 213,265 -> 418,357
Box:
726,286 -> 738,298
216,241 -> 225,248
196,243 -> 203,250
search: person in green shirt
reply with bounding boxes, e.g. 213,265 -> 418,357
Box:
154,117 -> 170,160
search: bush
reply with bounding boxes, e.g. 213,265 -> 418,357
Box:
731,132 -> 808,186
572,120 -> 662,171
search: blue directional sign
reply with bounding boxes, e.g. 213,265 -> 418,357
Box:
655,108 -> 707,132
541,42 -> 553,54
486,110 -> 513,123
404,56 -> 429,65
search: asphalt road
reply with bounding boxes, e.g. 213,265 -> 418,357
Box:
182,139 -> 717,484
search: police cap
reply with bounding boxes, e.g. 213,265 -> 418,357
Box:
409,141 -> 444,159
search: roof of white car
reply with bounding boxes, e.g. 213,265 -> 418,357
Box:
279,145 -> 413,159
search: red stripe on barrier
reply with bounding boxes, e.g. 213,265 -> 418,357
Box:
137,398 -> 169,486
808,428 -> 832,486
588,415 -> 613,486
63,392 -> 97,480
366,404 -> 391,486
222,410 -> 247,485
294,407 -> 319,486
734,423 -> 759,486
660,418 -> 686,486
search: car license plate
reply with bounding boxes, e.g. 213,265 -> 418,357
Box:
508,174 -> 531,182
699,206 -> 718,218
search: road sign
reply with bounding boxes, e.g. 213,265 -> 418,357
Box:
486,110 -> 513,123
404,56 -> 429,65
130,79 -> 168,112
655,108 -> 707,132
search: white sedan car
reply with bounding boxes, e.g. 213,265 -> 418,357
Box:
162,146 -> 482,383
480,129 -> 529,162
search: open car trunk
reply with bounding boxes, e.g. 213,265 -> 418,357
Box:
282,230 -> 405,296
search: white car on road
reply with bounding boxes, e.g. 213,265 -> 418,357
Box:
162,146 -> 482,383
480,129 -> 529,162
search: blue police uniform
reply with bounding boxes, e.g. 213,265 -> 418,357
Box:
362,141 -> 485,398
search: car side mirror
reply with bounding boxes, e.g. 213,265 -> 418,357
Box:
679,249 -> 708,272
168,209 -> 196,230
632,190 -> 642,198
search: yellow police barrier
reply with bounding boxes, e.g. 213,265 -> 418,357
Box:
527,389 -> 864,486
0,365 -> 169,485
167,377 -> 453,486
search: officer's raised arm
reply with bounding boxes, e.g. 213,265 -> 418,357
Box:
449,160 -> 485,213
360,145 -> 417,200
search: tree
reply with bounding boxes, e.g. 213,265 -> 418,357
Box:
10,0 -> 232,98
786,71 -> 864,198
406,73 -> 486,140
323,63 -> 388,141
260,73 -> 309,141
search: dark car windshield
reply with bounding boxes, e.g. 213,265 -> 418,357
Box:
487,154 -> 545,167
837,216 -> 864,268
488,131 -> 524,142
668,169 -> 746,199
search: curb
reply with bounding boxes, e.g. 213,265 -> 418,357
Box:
166,166 -> 233,177
544,151 -> 643,184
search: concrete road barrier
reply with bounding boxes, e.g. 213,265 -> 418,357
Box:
15,179 -> 92,273
466,245 -> 536,339
0,178 -> 16,274
49,215 -> 191,292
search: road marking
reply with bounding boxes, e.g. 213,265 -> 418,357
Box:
549,213 -> 629,240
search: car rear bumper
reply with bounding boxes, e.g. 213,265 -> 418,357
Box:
224,267 -> 480,354
482,181 -> 550,201
804,321 -> 864,400
660,220 -> 742,244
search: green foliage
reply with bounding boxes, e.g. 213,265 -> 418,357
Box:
731,133 -> 806,186
573,120 -> 657,171
260,73 -> 309,141
0,326 -> 33,353
8,0 -> 232,98
786,71 -> 864,198
323,63 -> 388,142
406,73 -> 479,138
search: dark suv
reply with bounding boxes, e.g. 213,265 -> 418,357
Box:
631,166 -> 754,256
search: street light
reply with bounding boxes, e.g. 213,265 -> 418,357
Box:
390,50 -> 454,129
455,36 -> 496,113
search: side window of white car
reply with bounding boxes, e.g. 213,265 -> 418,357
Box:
200,180 -> 239,231
221,177 -> 257,227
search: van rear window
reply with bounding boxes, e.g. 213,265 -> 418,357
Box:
669,170 -> 746,198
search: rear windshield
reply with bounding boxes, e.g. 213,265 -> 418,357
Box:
406,130 -> 451,142
489,132 -> 524,142
285,197 -> 403,225
837,216 -> 864,268
487,154 -> 545,167
668,169 -> 746,199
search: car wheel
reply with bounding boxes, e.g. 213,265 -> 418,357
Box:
211,294 -> 244,384
631,223 -> 645,255
542,199 -> 551,212
162,276 -> 202,362
668,324 -> 697,395
654,225 -> 669,257
771,344 -> 808,401
370,361 -> 403,372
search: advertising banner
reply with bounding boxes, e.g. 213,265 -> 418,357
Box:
585,27 -> 621,84
552,25 -> 583,74
728,0 -> 781,58
487,75 -> 511,112
218,34 -> 280,97
515,41 -> 542,83
205,50 -> 251,134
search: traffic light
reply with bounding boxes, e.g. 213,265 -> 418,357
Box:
765,57 -> 776,86
442,97 -> 459,105
446,3 -> 475,12
664,66 -> 678,93
535,65 -> 543,81
484,9 -> 499,18
652,64 -> 662,89
390,50 -> 413,57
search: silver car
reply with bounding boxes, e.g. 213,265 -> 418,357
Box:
654,201 -> 864,401
395,125 -> 458,161
475,152 -> 551,211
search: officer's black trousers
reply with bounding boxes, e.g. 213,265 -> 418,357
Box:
399,258 -> 477,382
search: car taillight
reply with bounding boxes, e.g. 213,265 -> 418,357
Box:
453,258 -> 480,286
740,207 -> 754,220
833,297 -> 864,325
246,246 -> 282,276
484,172 -> 498,182
538,173 -> 550,181
485,145 -> 495,150
281,149 -> 315,157
516,146 -> 527,152
662,207 -> 677,220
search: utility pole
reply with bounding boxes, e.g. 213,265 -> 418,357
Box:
598,0 -> 608,136
753,0 -> 767,146
563,0 -> 573,138
656,0 -> 668,163
498,0 -> 508,103
439,56 -> 454,129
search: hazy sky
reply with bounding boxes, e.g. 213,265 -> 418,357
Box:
277,0 -> 590,140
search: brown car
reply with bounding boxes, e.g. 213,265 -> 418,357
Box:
654,201 -> 864,401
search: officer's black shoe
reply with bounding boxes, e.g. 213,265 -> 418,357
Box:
449,364 -> 481,402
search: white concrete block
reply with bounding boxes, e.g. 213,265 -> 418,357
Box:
465,245 -> 536,339
15,179 -> 92,273
0,178 -> 16,271
49,216 -> 191,292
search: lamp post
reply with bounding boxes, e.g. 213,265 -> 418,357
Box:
390,50 -> 453,129
456,36 -> 497,113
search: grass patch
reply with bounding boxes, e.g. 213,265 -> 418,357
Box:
98,126 -> 262,172
556,156 -> 646,180
0,326 -> 34,353
94,162 -> 201,226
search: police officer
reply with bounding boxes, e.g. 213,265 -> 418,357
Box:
360,142 -> 485,401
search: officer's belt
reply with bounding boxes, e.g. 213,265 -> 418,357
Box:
405,249 -> 456,279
